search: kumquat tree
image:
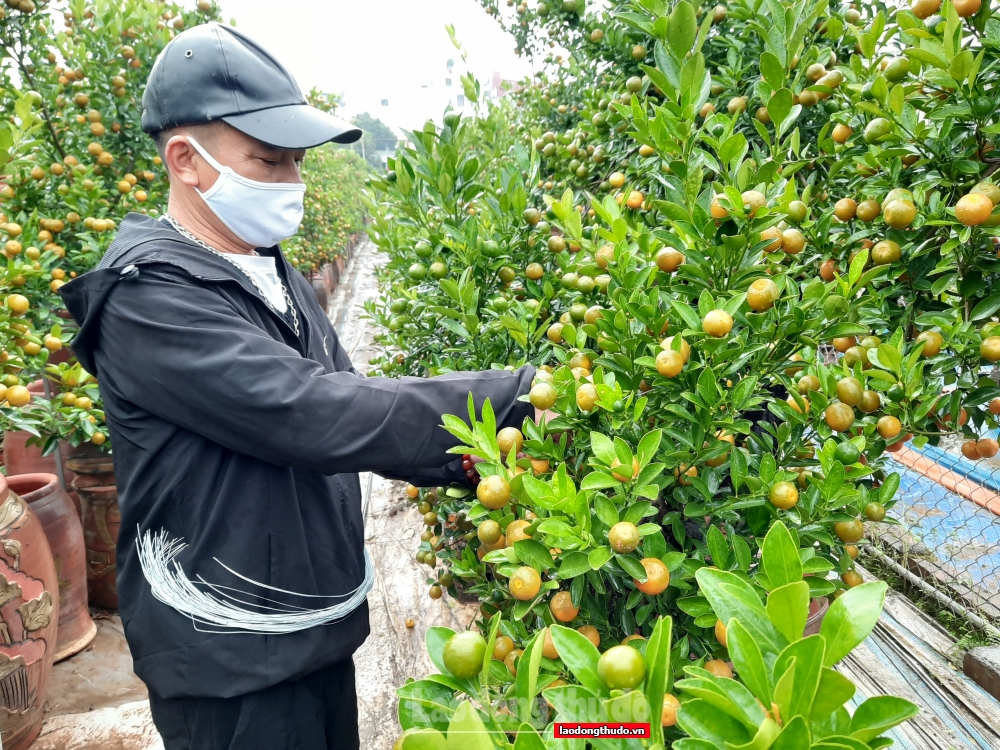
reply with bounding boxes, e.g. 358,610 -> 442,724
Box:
0,0 -> 367,453
363,0 -> 1000,746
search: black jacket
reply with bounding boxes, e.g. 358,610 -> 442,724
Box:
60,214 -> 532,699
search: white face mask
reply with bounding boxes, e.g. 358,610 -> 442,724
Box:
187,136 -> 306,249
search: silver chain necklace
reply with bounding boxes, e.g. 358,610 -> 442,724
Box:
161,213 -> 300,337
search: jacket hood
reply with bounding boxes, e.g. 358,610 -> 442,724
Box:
59,213 -> 282,374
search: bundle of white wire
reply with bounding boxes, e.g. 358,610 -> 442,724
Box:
137,528 -> 375,634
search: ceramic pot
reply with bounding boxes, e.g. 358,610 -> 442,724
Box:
65,445 -> 118,610
0,474 -> 59,750
2,381 -> 79,516
6,474 -> 96,661
312,275 -> 329,312
804,596 -> 830,637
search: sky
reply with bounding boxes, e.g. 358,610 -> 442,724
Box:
218,0 -> 536,136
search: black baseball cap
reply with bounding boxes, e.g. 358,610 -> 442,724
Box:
141,22 -> 361,149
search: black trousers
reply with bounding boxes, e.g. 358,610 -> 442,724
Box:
148,658 -> 360,750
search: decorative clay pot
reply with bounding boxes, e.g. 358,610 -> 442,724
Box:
804,596 -> 830,636
2,381 -> 79,516
65,446 -> 119,610
312,275 -> 330,312
0,474 -> 59,750
6,474 -> 96,662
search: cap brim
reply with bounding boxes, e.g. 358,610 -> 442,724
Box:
222,104 -> 362,149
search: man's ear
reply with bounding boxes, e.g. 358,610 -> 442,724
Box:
163,135 -> 202,188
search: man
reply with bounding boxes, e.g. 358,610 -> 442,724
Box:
60,22 -> 533,750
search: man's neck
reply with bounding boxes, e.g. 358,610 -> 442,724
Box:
165,197 -> 256,256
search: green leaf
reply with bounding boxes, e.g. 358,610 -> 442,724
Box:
515,540 -> 555,571
675,668 -> 766,731
461,73 -> 479,105
814,736 -> 871,750
802,558 -> 835,575
731,447 -> 747,492
706,525 -> 731,570
811,668 -> 856,721
671,299 -> 703,330
549,624 -> 607,695
770,716 -> 811,749
766,582 -> 810,643
696,568 -> 788,657
582,472 -> 621,491
446,701 -> 493,750
425,627 -> 457,676
589,546 -> 613,570
970,294 -> 1000,321
773,635 -> 825,722
513,725 -> 547,750
515,629 -> 545,722
880,473 -> 900,505
641,64 -> 675,100
637,429 -> 663,466
732,535 -> 752,572
726,619 -> 772,706
618,554 -> 650,582
613,441 -> 635,471
819,581 -> 887,666
595,496 -> 620,527
849,696 -> 921,742
604,691 -> 652,725
591,432 -> 617,464
482,612 -> 503,689
949,49 -> 974,83
759,453 -> 777,485
668,1 -> 697,58
888,83 -> 904,116
968,47 -> 985,87
676,699 -> 753,745
825,323 -> 869,339
739,717 -> 781,747
520,475 -> 557,509
401,728 -> 448,750
768,88 -> 794,129
762,520 -> 802,588
760,53 -> 785,89
718,133 -> 748,168
875,343 -> 902,373
396,679 -> 459,731
673,741 -> 719,750
849,250 -> 868,287
904,46 -> 947,69
644,616 -> 674,747
559,551 -> 592,579
859,31 -> 877,59
544,685 -> 607,732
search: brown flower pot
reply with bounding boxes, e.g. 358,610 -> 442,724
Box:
65,446 -> 118,610
804,596 -> 830,636
6,474 -> 96,662
0,474 -> 60,750
2,380 -> 79,516
312,275 -> 329,312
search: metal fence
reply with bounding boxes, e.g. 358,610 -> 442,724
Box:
869,434 -> 1000,640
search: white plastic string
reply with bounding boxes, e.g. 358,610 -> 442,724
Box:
137,528 -> 374,635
